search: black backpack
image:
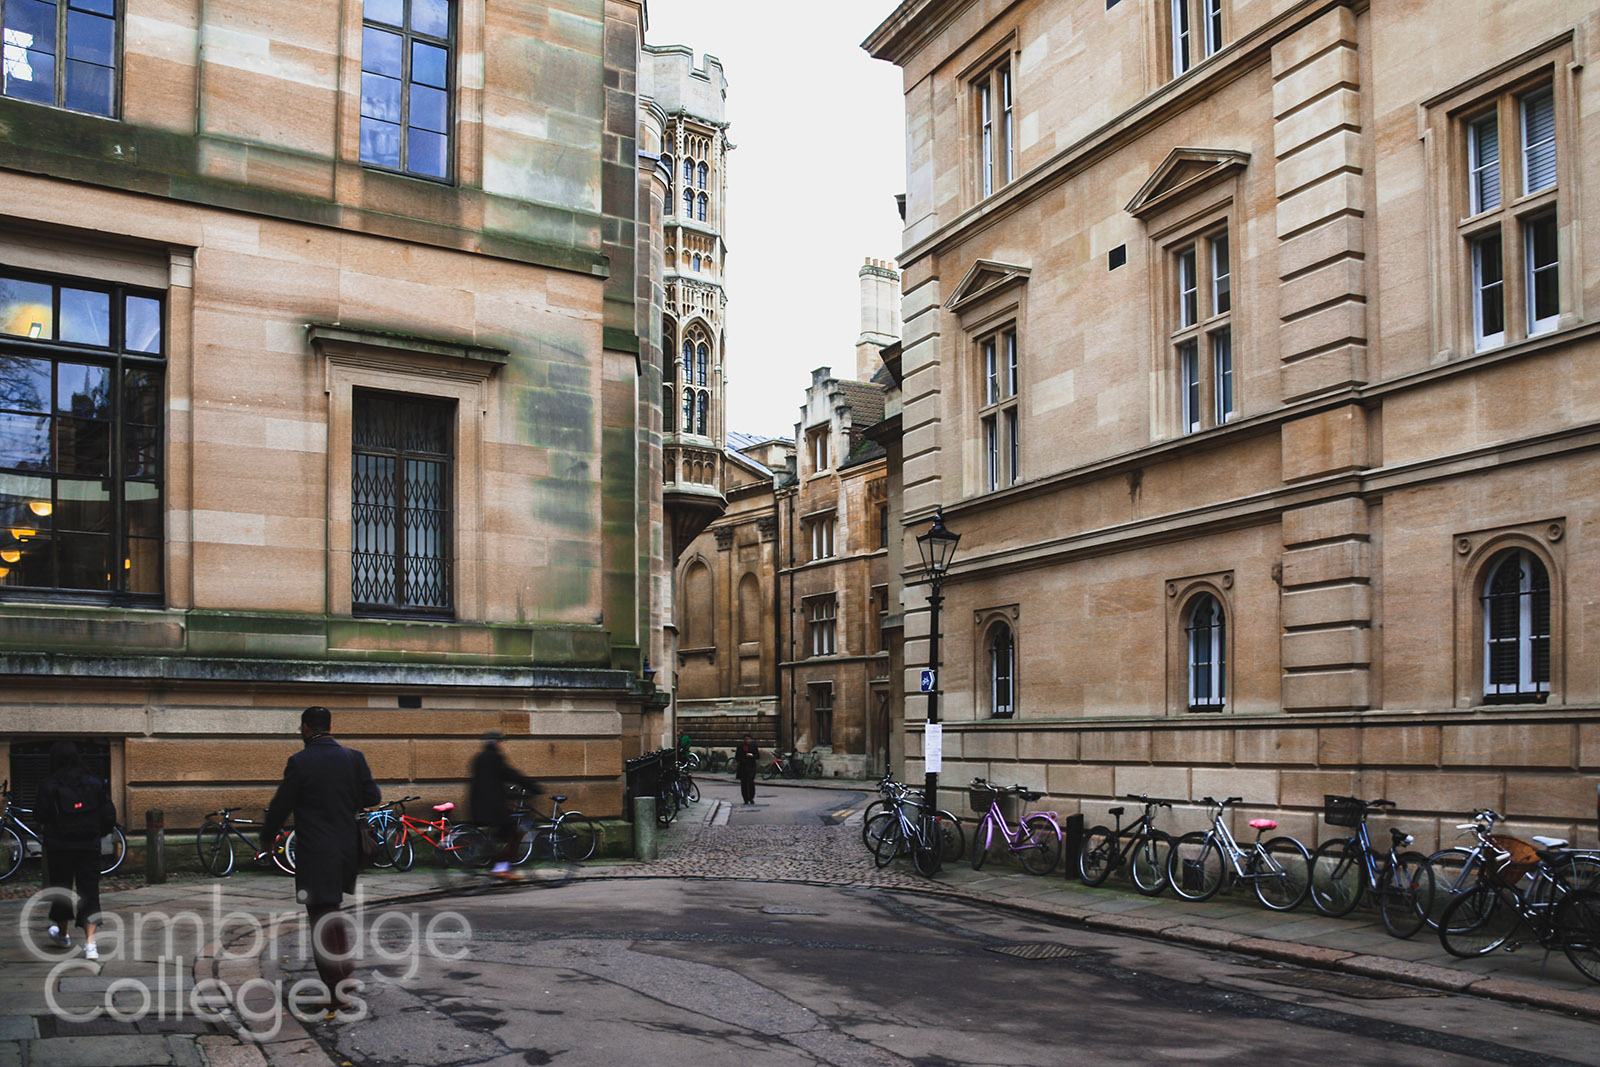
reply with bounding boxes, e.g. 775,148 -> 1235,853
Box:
55,775 -> 109,841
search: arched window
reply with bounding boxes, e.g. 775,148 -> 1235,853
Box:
683,189 -> 694,217
661,154 -> 673,212
663,326 -> 676,380
1186,593 -> 1226,711
682,389 -> 694,434
1483,549 -> 1550,701
683,158 -> 694,185
697,162 -> 708,189
692,254 -> 701,272
681,339 -> 693,378
683,562 -> 712,646
739,574 -> 762,646
662,385 -> 675,432
696,391 -> 709,435
696,342 -> 708,385
697,193 -> 708,222
988,623 -> 1015,718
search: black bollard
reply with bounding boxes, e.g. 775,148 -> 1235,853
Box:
146,809 -> 166,884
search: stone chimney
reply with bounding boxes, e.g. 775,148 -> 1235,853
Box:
856,257 -> 902,381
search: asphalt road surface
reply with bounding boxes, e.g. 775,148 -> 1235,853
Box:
297,876 -> 1600,1067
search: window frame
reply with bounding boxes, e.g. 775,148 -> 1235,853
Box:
809,683 -> 834,747
1166,221 -> 1235,435
0,266 -> 165,604
807,513 -> 836,562
1168,0 -> 1224,79
358,0 -> 457,183
987,621 -> 1015,718
1,0 -> 121,117
972,54 -> 1016,200
805,594 -> 837,657
1184,592 -> 1227,712
1481,548 -> 1551,704
807,425 -> 830,474
977,326 -> 1020,491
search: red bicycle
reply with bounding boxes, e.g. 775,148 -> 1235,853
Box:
383,796 -> 491,871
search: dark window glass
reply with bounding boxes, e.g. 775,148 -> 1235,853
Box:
0,270 -> 164,601
352,391 -> 453,615
1483,550 -> 1550,701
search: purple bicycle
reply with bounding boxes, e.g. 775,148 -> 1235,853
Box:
968,779 -> 1062,875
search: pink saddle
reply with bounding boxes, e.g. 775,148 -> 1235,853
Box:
433,802 -> 455,812
1248,818 -> 1277,831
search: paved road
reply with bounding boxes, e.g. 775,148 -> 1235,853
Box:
295,877 -> 1598,1067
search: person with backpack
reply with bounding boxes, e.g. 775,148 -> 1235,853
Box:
37,741 -> 116,960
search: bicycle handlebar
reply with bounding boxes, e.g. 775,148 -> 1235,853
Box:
1123,794 -> 1173,808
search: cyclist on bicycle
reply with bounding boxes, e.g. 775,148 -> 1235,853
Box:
470,730 -> 541,879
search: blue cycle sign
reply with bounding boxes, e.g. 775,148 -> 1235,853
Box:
920,669 -> 936,692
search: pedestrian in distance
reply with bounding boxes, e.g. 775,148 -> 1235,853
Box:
262,706 -> 380,1013
735,733 -> 760,805
470,729 -> 541,878
37,741 -> 115,960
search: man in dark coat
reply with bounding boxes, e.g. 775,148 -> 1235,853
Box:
734,733 -> 760,805
262,706 -> 380,1008
470,730 -> 540,877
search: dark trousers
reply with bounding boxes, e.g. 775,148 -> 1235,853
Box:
45,848 -> 101,930
738,773 -> 756,804
306,904 -> 354,1001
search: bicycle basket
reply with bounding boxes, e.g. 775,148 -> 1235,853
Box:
1323,795 -> 1367,828
968,786 -> 1002,812
1486,833 -> 1541,885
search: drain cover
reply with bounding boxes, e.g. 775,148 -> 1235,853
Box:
1258,971 -> 1444,999
986,943 -> 1087,960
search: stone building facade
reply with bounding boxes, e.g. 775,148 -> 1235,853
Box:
866,0 -> 1600,848
0,0 -> 681,825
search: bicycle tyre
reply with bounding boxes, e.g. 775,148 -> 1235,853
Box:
99,826 -> 127,876
1019,815 -> 1061,876
655,791 -> 676,826
873,816 -> 905,869
970,817 -> 993,871
1557,888 -> 1600,983
1439,882 -> 1519,957
685,780 -> 701,804
1378,850 -> 1433,939
763,762 -> 779,780
1168,832 -> 1225,901
1424,847 -> 1481,928
1553,853 -> 1600,894
864,810 -> 895,855
1078,825 -> 1114,886
391,825 -> 415,872
861,801 -> 891,850
1130,830 -> 1174,896
1253,836 -> 1311,911
272,830 -> 296,875
197,822 -> 234,878
808,760 -> 824,780
1309,837 -> 1364,917
682,751 -> 702,772
364,813 -> 400,868
935,810 -> 965,864
0,824 -> 22,881
445,824 -> 493,868
911,816 -> 942,877
553,814 -> 598,862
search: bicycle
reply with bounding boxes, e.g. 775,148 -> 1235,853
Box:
967,779 -> 1062,876
1,779 -> 128,881
1423,808 -> 1600,927
1437,821 -> 1600,981
1078,795 -> 1175,895
382,796 -> 491,872
656,755 -> 698,825
1307,795 -> 1433,938
506,787 -> 599,865
867,787 -> 957,876
763,750 -> 823,780
1166,796 -> 1311,910
862,776 -> 964,866
195,808 -> 296,877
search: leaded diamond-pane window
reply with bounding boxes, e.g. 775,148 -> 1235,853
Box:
352,391 -> 452,616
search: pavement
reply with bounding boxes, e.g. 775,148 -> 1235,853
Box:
2,777 -> 1597,1066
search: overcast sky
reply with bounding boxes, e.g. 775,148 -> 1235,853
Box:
644,1 -> 906,440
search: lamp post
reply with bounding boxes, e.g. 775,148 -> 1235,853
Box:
914,507 -> 960,872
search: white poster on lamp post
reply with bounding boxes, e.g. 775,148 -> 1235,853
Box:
924,722 -> 942,773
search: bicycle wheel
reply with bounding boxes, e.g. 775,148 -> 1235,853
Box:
763,762 -> 780,780
0,825 -> 22,881
1557,888 -> 1600,983
445,824 -> 494,868
390,826 -> 415,872
1439,883 -> 1520,957
1252,837 -> 1312,911
864,810 -> 895,855
1168,832 -> 1225,901
1018,816 -> 1062,876
1130,830 -> 1174,896
272,831 -> 296,875
99,826 -> 127,876
655,790 -> 676,826
553,814 -> 598,862
682,751 -> 702,772
196,822 -> 234,877
685,779 -> 701,804
808,759 -> 824,780
1309,837 -> 1364,917
1425,847 -> 1481,928
1553,852 -> 1600,894
873,816 -> 905,869
1378,851 -> 1434,939
1078,825 -> 1114,886
935,810 -> 965,864
861,800 -> 892,850
911,816 -> 942,877
970,817 -> 994,871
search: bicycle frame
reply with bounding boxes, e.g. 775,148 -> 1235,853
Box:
1200,801 -> 1280,882
977,798 -> 1061,852
1104,802 -> 1166,866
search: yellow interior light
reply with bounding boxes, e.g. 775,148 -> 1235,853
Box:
10,528 -> 34,540
0,567 -> 8,579
0,550 -> 19,564
124,558 -> 132,570
27,500 -> 51,517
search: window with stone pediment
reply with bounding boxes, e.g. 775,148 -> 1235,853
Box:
351,389 -> 454,617
359,0 -> 454,181
1,0 -> 119,115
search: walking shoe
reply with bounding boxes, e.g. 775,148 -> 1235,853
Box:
83,942 -> 98,961
490,868 -> 522,881
47,925 -> 70,948
491,862 -> 510,874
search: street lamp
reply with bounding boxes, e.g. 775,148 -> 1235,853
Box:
914,507 -> 960,872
